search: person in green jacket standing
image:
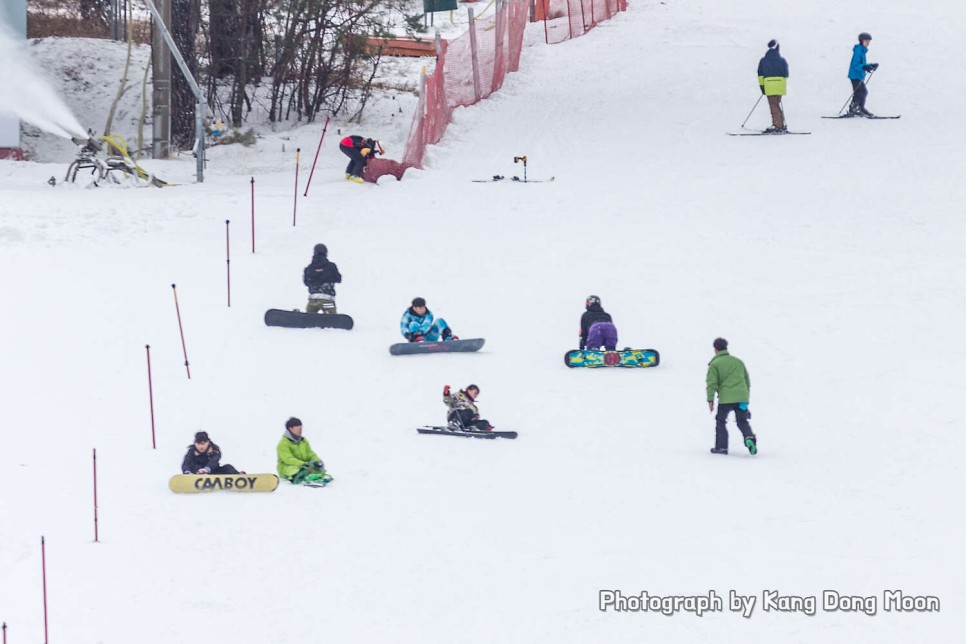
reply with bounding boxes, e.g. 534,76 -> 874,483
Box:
706,338 -> 757,455
277,417 -> 332,485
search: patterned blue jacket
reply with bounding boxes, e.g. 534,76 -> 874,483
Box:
400,307 -> 435,338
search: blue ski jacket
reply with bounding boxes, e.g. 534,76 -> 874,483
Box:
848,44 -> 868,80
400,307 -> 436,338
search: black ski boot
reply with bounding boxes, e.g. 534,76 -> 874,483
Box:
710,447 -> 728,455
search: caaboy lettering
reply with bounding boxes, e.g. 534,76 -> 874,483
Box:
192,475 -> 258,491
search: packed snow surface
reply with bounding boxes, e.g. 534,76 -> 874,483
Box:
1,1 -> 963,642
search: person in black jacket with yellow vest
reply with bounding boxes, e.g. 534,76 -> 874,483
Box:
757,39 -> 789,133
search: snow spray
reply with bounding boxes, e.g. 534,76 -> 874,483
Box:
0,19 -> 87,139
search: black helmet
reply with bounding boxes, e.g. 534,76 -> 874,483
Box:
585,295 -> 601,308
858,32 -> 872,42
313,243 -> 327,256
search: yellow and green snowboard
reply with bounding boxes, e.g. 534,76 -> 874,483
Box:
564,348 -> 660,369
168,473 -> 279,493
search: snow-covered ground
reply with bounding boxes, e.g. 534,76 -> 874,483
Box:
1,1 -> 964,642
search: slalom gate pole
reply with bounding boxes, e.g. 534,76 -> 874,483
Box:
740,94 -> 764,129
292,148 -> 301,227
541,0 -> 549,44
225,220 -> 231,308
171,285 -> 191,379
146,345 -> 156,448
92,449 -> 99,542
836,70 -> 875,116
3,621 -> 7,644
41,537 -> 48,644
303,116 -> 329,197
250,177 -> 255,254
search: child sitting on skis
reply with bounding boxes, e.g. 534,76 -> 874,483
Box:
400,297 -> 457,342
303,243 -> 342,314
443,384 -> 493,432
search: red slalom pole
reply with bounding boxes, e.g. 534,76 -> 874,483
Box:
41,536 -> 48,644
92,449 -> 99,543
250,177 -> 255,254
292,148 -> 301,227
171,284 -> 191,379
225,219 -> 231,308
146,344 -> 156,448
303,116 -> 329,197
3,621 -> 7,644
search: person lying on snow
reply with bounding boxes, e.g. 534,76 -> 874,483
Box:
181,431 -> 239,475
443,384 -> 493,432
400,297 -> 457,342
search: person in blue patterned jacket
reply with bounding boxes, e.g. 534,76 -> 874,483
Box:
399,297 -> 457,342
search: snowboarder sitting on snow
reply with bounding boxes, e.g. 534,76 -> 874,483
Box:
276,417 -> 331,485
400,297 -> 457,342
579,295 -> 618,351
339,135 -> 384,183
443,384 -> 493,432
181,431 -> 239,475
303,243 -> 342,314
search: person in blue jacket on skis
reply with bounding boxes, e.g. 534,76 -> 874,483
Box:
400,297 -> 457,342
848,32 -> 879,116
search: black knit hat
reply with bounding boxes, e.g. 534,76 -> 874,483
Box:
313,243 -> 327,256
412,297 -> 426,308
767,39 -> 778,49
194,431 -> 209,443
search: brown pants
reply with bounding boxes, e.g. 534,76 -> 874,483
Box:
767,96 -> 785,128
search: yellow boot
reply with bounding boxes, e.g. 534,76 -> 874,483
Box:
348,175 -> 365,184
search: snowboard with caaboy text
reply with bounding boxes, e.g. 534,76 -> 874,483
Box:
264,309 -> 354,330
169,473 -> 279,493
564,348 -> 660,368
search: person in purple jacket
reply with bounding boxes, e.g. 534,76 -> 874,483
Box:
579,295 -> 619,351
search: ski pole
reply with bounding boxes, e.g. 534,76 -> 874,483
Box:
740,94 -> 764,129
836,69 -> 875,116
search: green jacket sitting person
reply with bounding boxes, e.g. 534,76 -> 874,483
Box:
277,417 -> 332,485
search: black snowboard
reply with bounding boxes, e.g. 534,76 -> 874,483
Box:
417,426 -> 517,439
389,338 -> 485,355
264,309 -> 354,330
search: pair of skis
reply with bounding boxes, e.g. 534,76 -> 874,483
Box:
472,175 -> 554,183
417,425 -> 518,440
729,112 -> 901,136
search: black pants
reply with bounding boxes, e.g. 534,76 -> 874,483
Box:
212,464 -> 239,474
850,79 -> 868,110
340,144 -> 366,177
715,403 -> 754,450
448,410 -> 491,431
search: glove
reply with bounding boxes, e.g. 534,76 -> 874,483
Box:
197,467 -> 211,475
760,85 -> 765,95
871,63 -> 879,71
183,470 -> 192,475
403,332 -> 412,340
360,147 -> 371,157
864,63 -> 878,72
443,385 -> 451,396
312,460 -> 325,470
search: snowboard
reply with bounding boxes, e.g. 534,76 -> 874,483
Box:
169,473 -> 279,493
564,348 -> 660,368
264,309 -> 354,330
389,338 -> 485,356
416,425 -> 518,439
822,114 -> 900,120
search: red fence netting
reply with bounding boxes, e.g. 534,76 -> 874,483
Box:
366,0 -> 625,182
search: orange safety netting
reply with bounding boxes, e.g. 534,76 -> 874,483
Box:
366,0 -> 625,182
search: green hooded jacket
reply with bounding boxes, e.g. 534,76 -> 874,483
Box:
706,350 -> 751,404
277,432 -> 321,480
